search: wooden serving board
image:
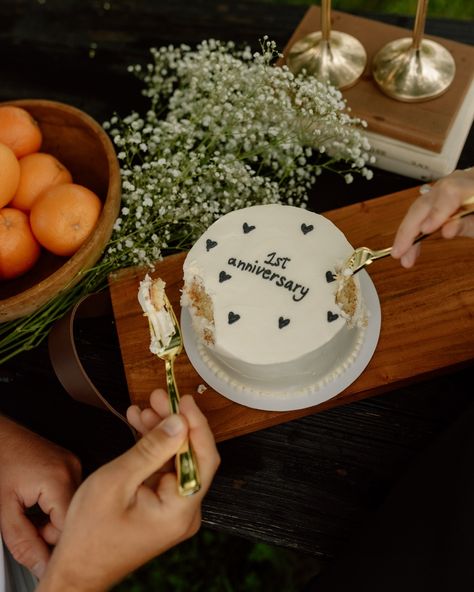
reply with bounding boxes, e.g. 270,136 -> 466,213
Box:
109,186 -> 474,442
281,7 -> 474,152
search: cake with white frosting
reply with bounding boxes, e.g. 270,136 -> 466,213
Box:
181,204 -> 367,393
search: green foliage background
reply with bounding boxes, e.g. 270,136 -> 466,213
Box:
262,0 -> 474,20
113,1 -> 468,590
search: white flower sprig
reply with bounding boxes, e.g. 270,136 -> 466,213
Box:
1,37 -> 374,363
102,37 -> 374,269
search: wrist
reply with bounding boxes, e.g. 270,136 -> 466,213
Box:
37,558 -> 110,592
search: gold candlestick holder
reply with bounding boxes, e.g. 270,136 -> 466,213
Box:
286,0 -> 367,90
372,0 -> 455,102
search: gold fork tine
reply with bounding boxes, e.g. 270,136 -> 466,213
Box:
346,245 -> 392,275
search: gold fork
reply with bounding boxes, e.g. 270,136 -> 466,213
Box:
146,292 -> 201,496
343,195 -> 474,276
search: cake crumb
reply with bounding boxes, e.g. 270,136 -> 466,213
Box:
197,384 -> 207,394
336,274 -> 357,318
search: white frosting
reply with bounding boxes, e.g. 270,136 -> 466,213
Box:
138,274 -> 176,354
181,204 -> 366,388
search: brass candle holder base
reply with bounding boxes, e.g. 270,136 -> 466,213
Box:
372,37 -> 456,102
287,31 -> 367,90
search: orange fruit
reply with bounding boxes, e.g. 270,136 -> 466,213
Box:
0,105 -> 42,158
0,142 -> 21,209
30,183 -> 102,257
11,152 -> 73,211
0,207 -> 41,280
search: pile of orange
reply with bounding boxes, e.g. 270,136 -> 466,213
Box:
0,105 -> 102,280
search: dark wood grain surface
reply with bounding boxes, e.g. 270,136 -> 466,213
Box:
1,0 -> 473,560
109,186 -> 474,442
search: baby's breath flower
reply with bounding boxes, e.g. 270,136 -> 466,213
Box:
0,38 -> 375,365
101,38 -> 372,269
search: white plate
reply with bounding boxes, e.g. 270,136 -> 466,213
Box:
181,270 -> 381,411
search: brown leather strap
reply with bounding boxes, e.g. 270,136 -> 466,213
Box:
48,291 -> 137,440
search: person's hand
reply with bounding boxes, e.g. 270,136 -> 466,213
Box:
391,168 -> 474,268
0,416 -> 81,579
126,388 -> 175,437
37,394 -> 219,592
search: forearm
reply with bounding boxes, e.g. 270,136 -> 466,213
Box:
0,414 -> 29,462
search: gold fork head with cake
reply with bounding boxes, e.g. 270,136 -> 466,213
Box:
138,274 -> 201,496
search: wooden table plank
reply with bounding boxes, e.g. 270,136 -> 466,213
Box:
109,185 -> 474,442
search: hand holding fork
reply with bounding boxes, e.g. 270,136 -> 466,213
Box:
139,276 -> 201,496
343,194 -> 474,276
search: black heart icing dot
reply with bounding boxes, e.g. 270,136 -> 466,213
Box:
206,239 -> 217,251
327,311 -> 339,323
301,223 -> 314,235
243,222 -> 256,234
228,311 -> 240,324
278,317 -> 290,329
325,271 -> 336,283
219,271 -> 232,283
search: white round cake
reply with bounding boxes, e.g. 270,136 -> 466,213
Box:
181,204 -> 367,393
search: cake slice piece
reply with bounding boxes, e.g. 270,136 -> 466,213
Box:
138,274 -> 176,354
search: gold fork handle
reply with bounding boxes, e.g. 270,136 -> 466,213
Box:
369,246 -> 393,261
165,358 -> 201,496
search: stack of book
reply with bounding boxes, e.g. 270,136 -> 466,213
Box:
282,7 -> 474,180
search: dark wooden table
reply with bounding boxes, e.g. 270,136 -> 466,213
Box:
1,0 -> 473,561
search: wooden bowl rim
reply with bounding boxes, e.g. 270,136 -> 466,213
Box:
0,99 -> 121,322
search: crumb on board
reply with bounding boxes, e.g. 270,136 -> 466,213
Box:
197,384 -> 207,394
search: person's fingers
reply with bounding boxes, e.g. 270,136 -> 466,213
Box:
110,414 -> 189,492
460,215 -> 474,238
418,172 -> 474,234
39,522 -> 61,546
179,395 -> 220,492
400,243 -> 421,268
442,214 -> 474,239
419,194 -> 461,235
440,217 -> 462,239
0,497 -> 51,578
127,390 -> 172,435
37,477 -> 77,534
391,197 -> 432,259
126,405 -> 146,434
150,388 -> 172,418
140,408 -> 162,432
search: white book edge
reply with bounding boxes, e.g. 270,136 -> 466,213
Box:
366,77 -> 474,181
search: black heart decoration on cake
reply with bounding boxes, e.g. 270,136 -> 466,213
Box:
219,271 -> 232,283
243,223 -> 256,234
278,317 -> 290,329
228,311 -> 240,324
301,223 -> 314,235
327,311 -> 339,322
206,239 -> 218,251
325,271 -> 336,283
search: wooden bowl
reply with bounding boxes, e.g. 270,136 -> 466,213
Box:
0,99 -> 121,322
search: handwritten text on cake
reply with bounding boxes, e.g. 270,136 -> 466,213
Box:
226,252 -> 309,302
